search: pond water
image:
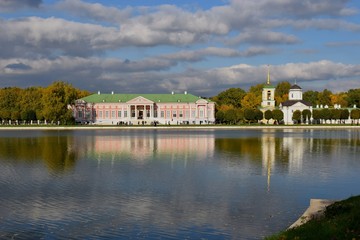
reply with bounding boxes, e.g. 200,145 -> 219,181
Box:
0,128 -> 359,239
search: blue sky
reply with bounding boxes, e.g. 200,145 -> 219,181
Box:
0,0 -> 359,96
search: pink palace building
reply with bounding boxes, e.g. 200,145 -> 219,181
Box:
72,91 -> 215,125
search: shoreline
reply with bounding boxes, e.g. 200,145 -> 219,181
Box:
288,199 -> 336,230
0,125 -> 360,130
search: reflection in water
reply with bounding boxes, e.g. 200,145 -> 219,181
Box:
0,135 -> 77,173
0,129 -> 359,239
75,133 -> 215,164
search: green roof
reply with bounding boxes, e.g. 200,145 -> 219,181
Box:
263,84 -> 275,89
79,93 -> 212,103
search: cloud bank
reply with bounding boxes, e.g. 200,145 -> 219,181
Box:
0,0 -> 359,96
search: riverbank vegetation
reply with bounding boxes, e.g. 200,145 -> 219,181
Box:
0,82 -> 89,125
212,83 -> 360,125
266,195 -> 360,240
0,81 -> 359,125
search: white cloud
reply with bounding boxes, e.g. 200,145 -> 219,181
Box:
0,0 -> 359,95
228,31 -> 300,45
230,0 -> 357,18
0,0 -> 42,12
0,17 -> 121,57
2,57 -> 359,95
56,0 -> 132,23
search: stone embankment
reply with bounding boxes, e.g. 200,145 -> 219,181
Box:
0,125 -> 360,130
288,199 -> 336,229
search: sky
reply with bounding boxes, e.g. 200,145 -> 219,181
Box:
0,0 -> 359,97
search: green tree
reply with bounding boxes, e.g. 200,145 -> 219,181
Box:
350,109 -> 360,124
244,108 -> 255,123
321,108 -> 331,123
0,87 -> 22,121
264,110 -> 273,124
254,109 -> 263,123
318,89 -> 332,107
235,109 -> 244,124
303,90 -> 319,107
292,110 -> 301,124
340,109 -> 349,124
19,87 -> 44,121
249,83 -> 264,97
346,89 -> 360,108
224,109 -> 237,125
41,81 -> 80,123
213,88 -> 246,109
302,109 -> 311,124
215,110 -> 225,124
275,81 -> 291,106
330,109 -> 341,123
312,109 -> 321,124
272,109 -> 284,124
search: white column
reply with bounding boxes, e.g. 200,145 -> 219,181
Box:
127,105 -> 130,119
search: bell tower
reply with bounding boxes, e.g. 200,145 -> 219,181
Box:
261,65 -> 276,108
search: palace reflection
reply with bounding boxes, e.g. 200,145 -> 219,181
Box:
76,132 -> 215,163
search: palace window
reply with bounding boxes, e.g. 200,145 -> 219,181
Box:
191,110 -> 196,118
179,110 -> 183,118
161,111 -> 165,118
199,110 -> 204,118
105,111 -> 109,118
99,111 -> 103,118
118,111 -> 121,118
166,110 -> 170,118
172,111 -> 177,118
124,111 -> 128,118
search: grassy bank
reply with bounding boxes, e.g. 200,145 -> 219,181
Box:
266,195 -> 360,240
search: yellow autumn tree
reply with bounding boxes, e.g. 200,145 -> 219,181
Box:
241,92 -> 261,109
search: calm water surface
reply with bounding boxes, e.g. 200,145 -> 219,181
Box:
0,129 -> 359,239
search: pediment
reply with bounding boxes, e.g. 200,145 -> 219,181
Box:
127,96 -> 154,104
292,102 -> 308,107
75,99 -> 86,104
196,99 -> 209,104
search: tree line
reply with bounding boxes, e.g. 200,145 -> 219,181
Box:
211,82 -> 360,124
0,81 -> 89,125
0,81 -> 359,125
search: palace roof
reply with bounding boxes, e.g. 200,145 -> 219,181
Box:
79,92 -> 213,103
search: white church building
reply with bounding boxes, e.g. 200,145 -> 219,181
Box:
279,84 -> 312,124
260,66 -> 312,125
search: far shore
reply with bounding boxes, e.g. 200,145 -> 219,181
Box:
0,125 -> 360,130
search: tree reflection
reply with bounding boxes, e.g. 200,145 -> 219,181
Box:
0,135 -> 77,173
